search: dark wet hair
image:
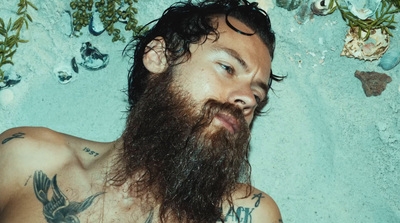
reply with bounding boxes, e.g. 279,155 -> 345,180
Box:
126,0 -> 283,110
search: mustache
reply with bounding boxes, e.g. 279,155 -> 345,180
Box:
192,99 -> 247,133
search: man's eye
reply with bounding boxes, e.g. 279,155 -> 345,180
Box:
220,64 -> 234,74
254,95 -> 261,104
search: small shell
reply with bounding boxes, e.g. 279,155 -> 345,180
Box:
344,0 -> 382,20
54,65 -> 76,84
0,73 -> 21,90
88,11 -> 106,36
311,0 -> 336,15
276,0 -> 302,11
379,49 -> 400,70
340,27 -> 389,61
295,0 -> 313,24
79,42 -> 109,71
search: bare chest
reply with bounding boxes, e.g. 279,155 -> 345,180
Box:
1,194 -> 154,223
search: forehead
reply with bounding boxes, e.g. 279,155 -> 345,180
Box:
209,16 -> 272,78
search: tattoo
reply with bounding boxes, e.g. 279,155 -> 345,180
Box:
222,206 -> 255,223
279,219 -> 283,223
33,170 -> 105,223
24,175 -> 32,186
2,132 -> 25,144
82,147 -> 99,157
144,209 -> 154,223
251,193 -> 265,207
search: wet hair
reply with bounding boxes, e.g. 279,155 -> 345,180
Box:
126,0 -> 283,110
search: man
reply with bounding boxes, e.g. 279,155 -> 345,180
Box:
0,0 -> 283,222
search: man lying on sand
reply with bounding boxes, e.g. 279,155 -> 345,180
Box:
0,0 -> 283,222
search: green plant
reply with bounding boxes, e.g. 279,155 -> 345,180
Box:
333,0 -> 400,40
70,0 -> 146,42
0,0 -> 37,82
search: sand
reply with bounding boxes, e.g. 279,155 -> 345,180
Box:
0,0 -> 399,222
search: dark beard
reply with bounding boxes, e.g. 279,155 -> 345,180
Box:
111,73 -> 252,223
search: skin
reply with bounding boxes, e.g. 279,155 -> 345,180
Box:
0,16 -> 282,223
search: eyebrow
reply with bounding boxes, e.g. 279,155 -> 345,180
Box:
212,44 -> 270,96
211,44 -> 249,71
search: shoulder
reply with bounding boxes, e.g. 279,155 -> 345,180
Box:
0,127 -> 75,210
222,184 -> 282,223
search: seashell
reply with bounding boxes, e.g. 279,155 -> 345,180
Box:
0,73 -> 21,90
88,11 -> 106,36
294,0 -> 313,24
54,65 -> 76,84
71,57 -> 79,73
378,49 -> 400,70
344,0 -> 382,20
340,27 -> 389,61
79,42 -> 110,71
276,0 -> 302,11
64,10 -> 80,37
311,0 -> 337,15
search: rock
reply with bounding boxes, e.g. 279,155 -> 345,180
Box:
355,70 -> 392,97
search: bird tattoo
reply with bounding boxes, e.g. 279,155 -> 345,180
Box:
33,170 -> 104,223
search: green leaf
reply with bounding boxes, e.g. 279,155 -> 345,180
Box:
0,18 -> 4,27
7,49 -> 17,58
0,27 -> 6,36
11,17 -> 24,31
17,6 -> 24,15
7,18 -> 12,32
6,36 -> 18,47
27,1 -> 38,10
2,60 -> 14,66
26,14 -> 33,22
18,39 -> 28,43
24,19 -> 29,29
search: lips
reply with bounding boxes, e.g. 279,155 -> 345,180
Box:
214,113 -> 240,134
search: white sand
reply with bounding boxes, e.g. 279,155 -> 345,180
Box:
1,0 -> 399,222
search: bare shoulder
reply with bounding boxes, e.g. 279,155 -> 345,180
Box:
222,184 -> 282,223
0,127 -> 74,211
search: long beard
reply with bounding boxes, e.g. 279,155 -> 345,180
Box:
112,73 -> 251,222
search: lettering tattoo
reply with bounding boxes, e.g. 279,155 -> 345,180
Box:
33,170 -> 104,223
222,206 -> 255,223
251,193 -> 265,207
219,193 -> 267,223
24,175 -> 32,186
82,147 -> 99,157
145,209 -> 154,223
1,132 -> 25,144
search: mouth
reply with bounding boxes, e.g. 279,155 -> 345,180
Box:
214,113 -> 240,134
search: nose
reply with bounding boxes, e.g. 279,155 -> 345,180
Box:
228,86 -> 257,118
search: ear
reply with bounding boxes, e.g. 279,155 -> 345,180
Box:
143,37 -> 168,74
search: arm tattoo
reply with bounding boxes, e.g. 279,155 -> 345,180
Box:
2,132 -> 25,144
222,206 -> 255,223
33,170 -> 105,223
220,193 -> 266,223
144,209 -> 154,223
82,147 -> 100,157
24,175 -> 32,186
251,193 -> 265,207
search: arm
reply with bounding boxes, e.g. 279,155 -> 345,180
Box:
222,185 -> 282,223
0,127 -> 69,213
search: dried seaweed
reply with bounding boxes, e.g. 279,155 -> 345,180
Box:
0,0 -> 37,83
333,0 -> 400,40
70,0 -> 146,42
